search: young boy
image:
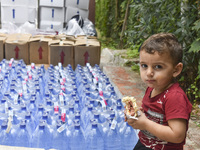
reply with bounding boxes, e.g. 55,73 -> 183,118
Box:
125,33 -> 192,150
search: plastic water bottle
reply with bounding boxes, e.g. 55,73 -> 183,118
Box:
42,111 -> 52,126
104,122 -> 121,150
81,104 -> 93,129
34,104 -> 44,125
115,103 -> 124,125
122,123 -> 138,150
0,120 -> 13,146
86,122 -> 104,150
31,120 -> 53,149
25,111 -> 36,134
66,104 -> 75,126
70,122 -> 86,150
28,97 -> 37,115
73,96 -> 81,111
44,99 -> 54,115
52,120 -> 68,150
14,120 -> 31,147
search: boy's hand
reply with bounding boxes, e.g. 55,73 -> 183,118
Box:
126,110 -> 148,130
124,102 -> 148,130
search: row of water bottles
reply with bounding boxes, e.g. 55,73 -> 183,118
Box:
0,58 -> 138,150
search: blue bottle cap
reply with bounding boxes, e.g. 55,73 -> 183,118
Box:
1,120 -> 8,129
92,122 -> 98,128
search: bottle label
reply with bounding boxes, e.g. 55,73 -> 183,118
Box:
93,78 -> 98,85
54,102 -> 59,114
102,98 -> 108,106
24,77 -> 28,82
6,117 -> 12,133
61,86 -> 66,92
28,73 -> 32,80
111,119 -> 117,130
58,62 -> 62,69
22,81 -> 27,92
31,63 -> 35,69
19,89 -> 23,97
61,109 -> 66,122
100,96 -> 107,106
62,77 -> 66,83
5,102 -> 9,114
14,94 -> 18,105
95,76 -> 98,81
59,94 -> 64,106
100,100 -> 106,110
99,91 -> 103,97
60,79 -> 64,85
8,110 -> 13,121
57,123 -> 66,133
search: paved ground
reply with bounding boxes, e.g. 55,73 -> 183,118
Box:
100,48 -> 200,150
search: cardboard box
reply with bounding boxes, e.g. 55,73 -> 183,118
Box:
49,39 -> 74,69
40,7 -> 65,22
39,20 -> 64,31
0,36 -> 7,61
1,0 -> 38,7
1,6 -> 37,24
65,0 -> 90,10
74,39 -> 101,68
65,6 -> 89,23
40,0 -> 65,7
5,34 -> 31,65
29,37 -> 53,64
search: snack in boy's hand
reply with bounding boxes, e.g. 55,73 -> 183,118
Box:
122,96 -> 140,118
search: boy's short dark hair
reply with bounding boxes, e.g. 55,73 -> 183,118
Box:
140,33 -> 183,65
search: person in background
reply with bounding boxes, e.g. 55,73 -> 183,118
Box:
125,33 -> 192,150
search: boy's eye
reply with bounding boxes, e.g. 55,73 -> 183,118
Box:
141,64 -> 148,68
154,65 -> 162,69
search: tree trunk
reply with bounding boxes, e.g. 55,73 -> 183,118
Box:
119,0 -> 131,48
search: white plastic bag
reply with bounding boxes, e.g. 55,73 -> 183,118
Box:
65,19 -> 85,36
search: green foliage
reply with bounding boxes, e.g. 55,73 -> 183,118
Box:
187,76 -> 200,107
126,45 -> 140,58
96,0 -> 200,104
131,63 -> 140,72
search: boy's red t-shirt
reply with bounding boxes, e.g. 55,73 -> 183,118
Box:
139,83 -> 192,150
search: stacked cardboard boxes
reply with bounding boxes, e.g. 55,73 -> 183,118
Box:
29,36 -> 54,64
39,0 -> 90,31
0,34 -> 7,61
65,0 -> 90,23
74,37 -> 101,68
0,0 -> 92,31
39,0 -> 65,31
1,0 -> 38,27
0,34 -> 101,70
49,39 -> 74,69
5,33 -> 31,65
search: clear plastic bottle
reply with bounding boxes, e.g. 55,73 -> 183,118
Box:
31,120 -> 53,149
14,120 -> 31,147
104,122 -> 121,150
122,123 -> 138,150
34,104 -> 44,125
86,122 -> 104,150
28,97 -> 37,116
25,111 -> 36,135
81,104 -> 93,129
0,120 -> 13,146
70,122 -> 86,150
52,120 -> 68,150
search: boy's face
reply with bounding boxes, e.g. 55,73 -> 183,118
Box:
139,50 -> 178,92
